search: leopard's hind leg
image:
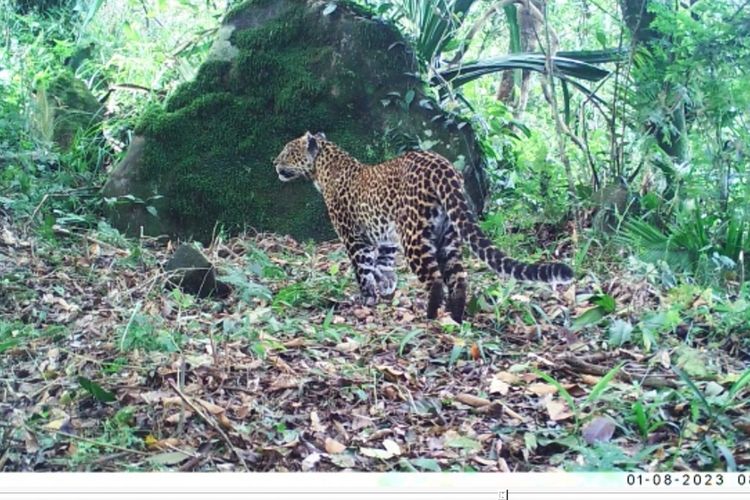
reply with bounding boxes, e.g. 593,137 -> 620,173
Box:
433,210 -> 467,323
400,203 -> 444,320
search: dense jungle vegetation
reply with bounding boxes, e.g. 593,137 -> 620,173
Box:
1,0 -> 749,472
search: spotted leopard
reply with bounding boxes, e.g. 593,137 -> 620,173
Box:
273,132 -> 573,323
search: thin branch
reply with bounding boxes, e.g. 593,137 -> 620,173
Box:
540,1 -> 580,231
168,379 -> 249,471
449,0 -> 517,64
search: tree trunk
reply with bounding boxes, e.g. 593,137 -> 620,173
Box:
497,0 -> 544,118
619,0 -> 689,164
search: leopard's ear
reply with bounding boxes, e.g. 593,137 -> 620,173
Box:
306,132 -> 319,157
315,132 -> 326,141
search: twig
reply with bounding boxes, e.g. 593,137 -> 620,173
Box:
52,225 -> 129,256
178,453 -> 207,472
449,0 -> 516,64
176,357 -> 187,437
562,356 -> 678,389
25,193 -> 49,230
167,379 -> 249,471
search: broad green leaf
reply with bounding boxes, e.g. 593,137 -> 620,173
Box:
444,434 -> 481,452
448,343 -> 463,365
632,401 -> 648,437
586,362 -> 624,405
0,339 -> 19,354
592,294 -> 616,313
608,319 -> 633,346
410,457 -> 441,472
78,376 -> 116,403
398,329 -> 422,356
675,345 -> 708,378
404,89 -> 415,107
572,306 -> 606,330
727,369 -> 750,405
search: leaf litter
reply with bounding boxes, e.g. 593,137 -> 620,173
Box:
0,215 -> 749,471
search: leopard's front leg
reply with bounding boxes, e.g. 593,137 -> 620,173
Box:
344,238 -> 380,306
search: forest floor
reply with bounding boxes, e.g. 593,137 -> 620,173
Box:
1,213 -> 749,472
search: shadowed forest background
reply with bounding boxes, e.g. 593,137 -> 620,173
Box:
1,0 -> 749,472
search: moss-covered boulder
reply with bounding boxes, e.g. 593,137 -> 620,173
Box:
103,0 -> 488,241
43,71 -> 103,151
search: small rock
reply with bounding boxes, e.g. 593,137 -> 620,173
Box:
164,244 -> 231,298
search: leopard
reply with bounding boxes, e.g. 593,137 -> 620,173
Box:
273,131 -> 573,323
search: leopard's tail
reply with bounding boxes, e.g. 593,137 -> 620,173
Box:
439,174 -> 574,284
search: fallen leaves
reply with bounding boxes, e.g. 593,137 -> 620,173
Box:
2,222 -> 747,474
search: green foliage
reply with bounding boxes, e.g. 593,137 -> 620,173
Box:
132,0 -> 439,240
618,206 -> 749,285
436,52 -> 613,90
381,0 -> 477,69
118,312 -> 182,352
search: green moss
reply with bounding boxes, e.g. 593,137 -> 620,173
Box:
46,70 -> 102,150
129,0 -> 479,241
224,0 -> 278,24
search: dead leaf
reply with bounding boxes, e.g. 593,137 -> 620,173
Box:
527,383 -> 558,396
494,371 -> 520,385
283,337 -> 306,348
325,437 -> 347,454
469,343 -> 480,361
148,451 -> 191,465
310,411 -> 327,433
196,399 -> 225,415
360,439 -> 401,460
455,393 -> 491,408
382,439 -> 401,456
301,452 -> 321,471
580,374 -> 601,385
269,375 -> 301,392
489,378 -> 510,395
582,416 -> 616,444
545,399 -> 573,421
335,340 -> 360,353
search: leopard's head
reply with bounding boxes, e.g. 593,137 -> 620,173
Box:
274,131 -> 326,182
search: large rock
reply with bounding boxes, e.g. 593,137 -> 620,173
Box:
37,70 -> 103,151
103,0 -> 488,242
